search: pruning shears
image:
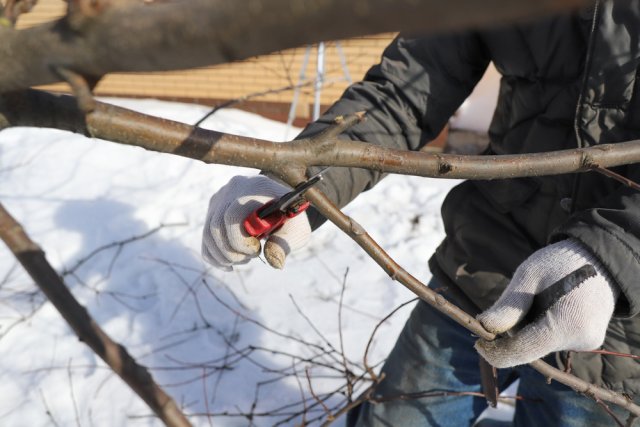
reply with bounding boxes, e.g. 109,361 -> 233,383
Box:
243,168 -> 328,239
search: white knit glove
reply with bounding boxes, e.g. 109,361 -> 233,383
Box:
475,238 -> 620,368
202,175 -> 311,270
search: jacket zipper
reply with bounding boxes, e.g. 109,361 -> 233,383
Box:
570,0 -> 601,213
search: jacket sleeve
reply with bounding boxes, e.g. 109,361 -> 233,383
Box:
295,33 -> 490,229
552,167 -> 640,318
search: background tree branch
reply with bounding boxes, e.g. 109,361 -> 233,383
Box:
0,202 -> 192,427
0,0 -> 586,92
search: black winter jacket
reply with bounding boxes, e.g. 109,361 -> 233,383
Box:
299,0 -> 640,394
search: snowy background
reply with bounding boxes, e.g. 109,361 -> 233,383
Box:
0,66 -> 509,427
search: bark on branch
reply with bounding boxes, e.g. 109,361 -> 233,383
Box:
0,0 -> 586,92
2,90 -> 640,181
0,203 -> 192,427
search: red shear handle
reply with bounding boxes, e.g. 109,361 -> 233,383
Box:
243,200 -> 311,239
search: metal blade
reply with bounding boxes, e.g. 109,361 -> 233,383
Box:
258,168 -> 329,218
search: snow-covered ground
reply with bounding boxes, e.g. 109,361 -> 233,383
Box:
0,97 -> 510,426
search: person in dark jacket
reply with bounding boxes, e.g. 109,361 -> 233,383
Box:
202,1 -> 640,425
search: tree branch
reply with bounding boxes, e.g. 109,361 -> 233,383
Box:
287,171 -> 640,417
0,202 -> 192,427
593,166 -> 640,192
529,359 -> 640,417
3,90 -> 640,181
0,0 -> 586,92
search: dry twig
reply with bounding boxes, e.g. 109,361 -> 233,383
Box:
592,166 -> 640,192
363,298 -> 418,382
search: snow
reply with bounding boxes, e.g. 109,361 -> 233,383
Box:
0,97 -> 510,426
450,63 -> 501,133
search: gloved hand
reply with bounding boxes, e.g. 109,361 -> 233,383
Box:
475,238 -> 619,368
202,175 -> 311,270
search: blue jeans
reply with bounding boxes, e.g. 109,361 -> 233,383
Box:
348,280 -> 629,427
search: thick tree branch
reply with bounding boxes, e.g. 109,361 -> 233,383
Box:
0,202 -> 192,427
0,0 -> 586,92
3,90 -> 640,181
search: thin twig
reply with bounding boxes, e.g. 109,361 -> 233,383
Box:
305,367 -> 333,421
210,316 -> 240,404
337,268 -> 353,401
51,66 -> 97,113
203,280 -> 339,360
592,166 -> 640,192
291,359 -> 307,426
67,359 -> 82,427
584,349 -> 640,360
319,385 -> 375,427
38,388 -> 61,427
591,395 -> 626,427
193,57 -> 354,127
288,294 -> 353,369
363,298 -> 419,382
193,79 -> 317,127
372,390 -> 525,404
201,367 -> 213,427
61,223 -> 185,277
